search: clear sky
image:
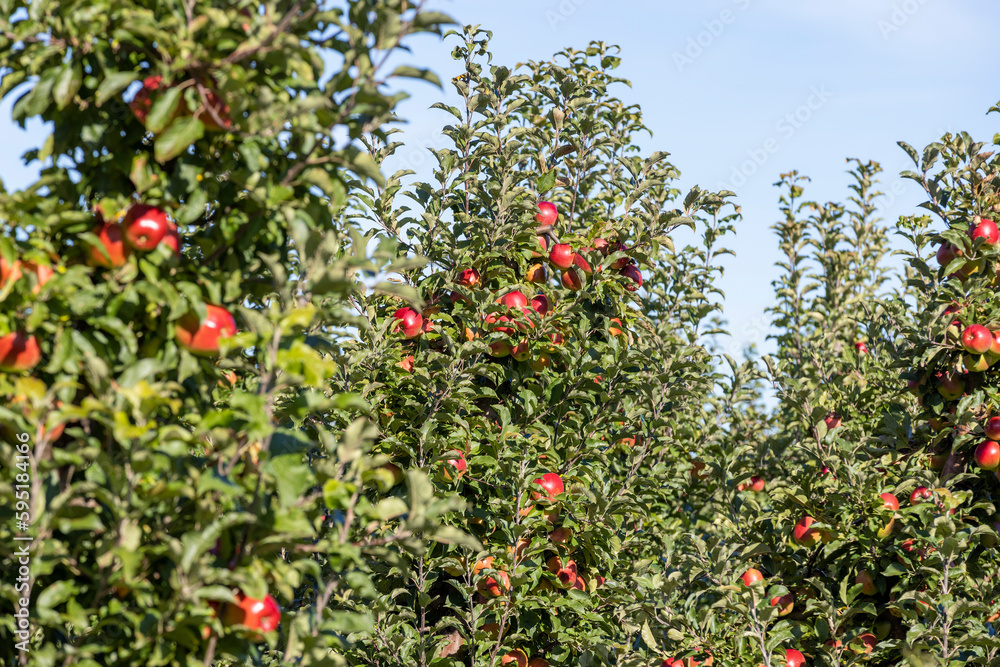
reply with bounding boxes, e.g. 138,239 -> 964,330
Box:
2,1 -> 999,359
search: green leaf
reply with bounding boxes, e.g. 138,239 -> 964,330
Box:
154,116 -> 205,163
146,85 -> 184,134
537,170 -> 556,194
96,71 -> 139,106
389,65 -> 442,88
53,63 -> 82,110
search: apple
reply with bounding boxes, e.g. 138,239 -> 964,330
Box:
936,372 -> 964,401
851,633 -> 877,655
130,75 -> 175,126
175,304 -> 237,355
749,476 -> 765,492
969,217 -> 1000,245
89,222 -> 130,267
824,411 -> 842,430
909,486 -> 932,505
962,324 -> 993,354
608,242 -> 631,269
442,450 -> 467,481
856,570 -> 877,596
485,314 -> 516,336
880,492 -> 899,511
161,222 -> 181,256
397,355 -> 415,372
770,593 -> 794,616
457,268 -> 481,288
536,201 -> 558,227
534,235 -> 549,257
740,568 -> 763,586
546,556 -> 577,587
0,332 -> 41,372
221,591 -> 281,638
820,466 -> 832,476
489,340 -> 511,357
532,472 -> 565,501
793,515 -> 824,546
783,648 -> 806,667
123,204 -> 171,251
991,331 -> 1000,356
530,294 -> 550,316
964,353 -> 991,372
392,307 -> 423,339
477,569 -> 509,598
511,340 -> 531,362
499,291 -> 528,310
501,651 -> 528,667
549,244 -> 575,270
571,574 -> 587,592
572,252 -> 592,274
985,416 -> 1000,440
975,440 -> 1000,470
549,527 -> 572,545
478,622 -> 501,638
593,238 -> 609,253
528,659 -> 550,667
609,318 -> 624,336
526,263 -> 547,283
528,352 -> 551,372
936,242 -> 959,267
620,264 -> 642,291
855,340 -> 868,354
560,269 -> 582,290
0,258 -> 53,294
548,332 -> 565,349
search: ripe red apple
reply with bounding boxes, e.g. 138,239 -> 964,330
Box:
991,332 -> 1000,356
89,222 -> 131,268
550,527 -> 572,545
970,217 -> 1000,245
527,658 -> 550,667
175,304 -> 237,355
783,648 -> 806,667
501,650 -> 527,667
909,486 -> 932,505
851,633 -> 877,655
123,204 -> 171,251
0,258 -> 53,294
532,472 -> 564,501
530,294 -> 550,316
880,492 -> 899,511
221,592 -> 281,637
962,324 -> 993,354
130,75 -> 171,125
769,593 -> 794,616
478,569 -> 510,597
499,291 -> 528,310
855,570 -> 877,596
793,515 -> 824,546
0,331 -> 41,372
620,264 -> 642,291
824,411 -> 842,430
572,252 -> 592,274
392,307 -> 423,339
560,269 -> 582,290
526,263 -> 546,284
546,556 -> 578,587
749,476 -> 765,492
0,256 -> 20,287
534,235 -> 549,257
975,440 -> 1000,470
549,244 -> 575,270
485,314 -> 516,336
854,340 -> 868,354
936,242 -> 958,267
511,340 -> 531,361
740,568 -> 763,586
457,268 -> 481,288
985,416 -> 1000,440
443,450 -> 467,481
535,201 -> 557,227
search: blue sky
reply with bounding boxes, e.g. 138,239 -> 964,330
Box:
2,1 -> 999,358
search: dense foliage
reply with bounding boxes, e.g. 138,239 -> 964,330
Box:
1,2 -> 999,666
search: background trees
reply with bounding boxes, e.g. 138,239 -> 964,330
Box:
1,2 -> 999,666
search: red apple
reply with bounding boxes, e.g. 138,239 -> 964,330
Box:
770,593 -> 794,616
534,235 -> 549,257
560,269 -> 582,290
457,268 -> 481,288
549,244 -> 575,270
936,242 -> 958,267
970,217 -> 1000,246
0,256 -> 20,287
985,416 -> 1000,440
793,515 -> 824,546
620,264 -> 642,291
392,307 -> 423,339
572,252 -> 591,274
783,648 -> 806,667
530,294 -> 550,316
909,486 -> 932,504
221,591 -> 281,637
750,476 -> 765,492
123,204 -> 171,251
546,556 -> 577,587
549,527 -> 572,545
501,649 -> 527,667
161,222 -> 181,256
89,222 -> 131,268
525,263 -> 546,284
443,449 -> 467,480
511,340 -> 531,361
175,304 -> 237,355
499,291 -> 528,310
527,658 -> 550,667
535,201 -> 557,227
130,75 -> 168,125
824,411 -> 842,430
962,324 -> 993,354
0,332 -> 41,372
975,440 -> 1000,470
880,492 -> 899,511
531,472 -> 564,501
477,569 -> 510,597
851,633 -> 877,655
855,570 -> 877,595
740,568 -> 763,586
854,341 -> 868,354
